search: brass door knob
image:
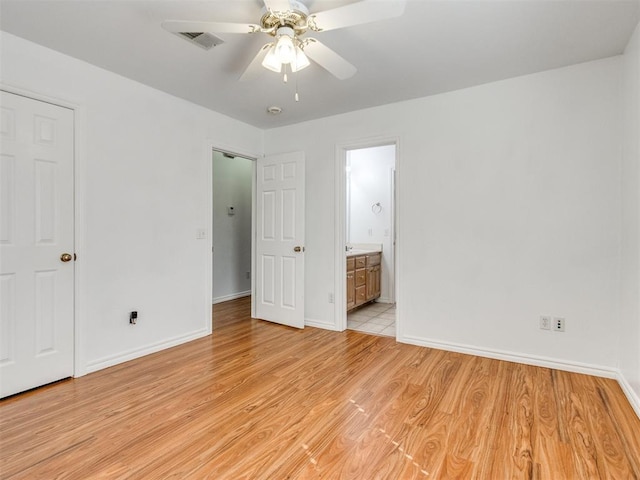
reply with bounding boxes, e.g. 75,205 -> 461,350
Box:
60,253 -> 73,262
293,246 -> 304,253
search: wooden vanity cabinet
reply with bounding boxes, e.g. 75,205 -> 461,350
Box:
346,252 -> 381,312
346,257 -> 356,310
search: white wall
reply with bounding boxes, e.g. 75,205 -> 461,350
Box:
265,56 -> 622,373
2,27 -> 636,404
620,21 -> 640,408
212,151 -> 253,303
348,145 -> 395,303
0,32 -> 263,374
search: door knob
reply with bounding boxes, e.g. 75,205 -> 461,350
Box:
60,253 -> 73,262
293,246 -> 304,253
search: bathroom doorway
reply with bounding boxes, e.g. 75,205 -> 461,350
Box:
340,143 -> 397,337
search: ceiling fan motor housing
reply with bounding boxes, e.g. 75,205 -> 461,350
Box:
260,0 -> 311,36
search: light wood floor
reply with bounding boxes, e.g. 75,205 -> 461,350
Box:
1,297 -> 639,479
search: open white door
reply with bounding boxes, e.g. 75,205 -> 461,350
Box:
0,91 -> 75,398
255,151 -> 305,328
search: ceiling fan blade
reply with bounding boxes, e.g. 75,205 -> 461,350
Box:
309,0 -> 406,32
162,20 -> 259,35
263,0 -> 293,12
239,44 -> 272,82
303,39 -> 357,80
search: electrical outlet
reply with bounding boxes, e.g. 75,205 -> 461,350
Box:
195,228 -> 206,240
246,271 -> 251,280
540,316 -> 551,330
328,293 -> 334,303
553,317 -> 565,332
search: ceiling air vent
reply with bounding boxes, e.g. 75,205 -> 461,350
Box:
174,32 -> 224,50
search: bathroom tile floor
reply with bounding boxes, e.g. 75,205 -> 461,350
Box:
347,302 -> 396,337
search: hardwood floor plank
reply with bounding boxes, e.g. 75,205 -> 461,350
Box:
1,297 -> 639,479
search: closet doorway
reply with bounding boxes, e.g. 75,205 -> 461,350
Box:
211,150 -> 254,329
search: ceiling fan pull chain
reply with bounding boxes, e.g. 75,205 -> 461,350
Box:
295,62 -> 300,102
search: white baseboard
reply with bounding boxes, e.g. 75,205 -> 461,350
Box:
401,334 -> 619,379
83,328 -> 210,375
305,317 -> 340,331
617,372 -> 640,419
213,290 -> 251,304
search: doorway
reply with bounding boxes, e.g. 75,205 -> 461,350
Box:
211,150 -> 254,329
211,149 -> 307,331
336,140 -> 398,336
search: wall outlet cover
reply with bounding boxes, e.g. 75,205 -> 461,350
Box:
540,316 -> 551,330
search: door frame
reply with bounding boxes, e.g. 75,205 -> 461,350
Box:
206,141 -> 260,325
334,136 -> 400,334
1,83 -> 87,377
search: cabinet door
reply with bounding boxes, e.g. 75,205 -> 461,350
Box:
355,285 -> 367,306
373,265 -> 381,298
366,265 -> 382,301
366,267 -> 376,300
346,271 -> 355,310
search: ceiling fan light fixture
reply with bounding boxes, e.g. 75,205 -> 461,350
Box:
274,27 -> 296,64
291,46 -> 310,72
262,44 -> 282,72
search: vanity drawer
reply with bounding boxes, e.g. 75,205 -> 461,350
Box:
355,256 -> 366,269
346,257 -> 355,271
366,253 -> 381,266
355,268 -> 366,287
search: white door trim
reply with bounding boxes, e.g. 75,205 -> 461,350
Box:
334,136 -> 401,335
1,83 -> 88,377
205,141 -> 260,324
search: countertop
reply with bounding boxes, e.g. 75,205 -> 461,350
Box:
346,248 -> 381,257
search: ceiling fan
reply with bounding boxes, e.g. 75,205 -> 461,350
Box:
162,0 -> 406,83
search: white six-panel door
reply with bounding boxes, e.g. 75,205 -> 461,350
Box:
0,91 -> 75,398
256,152 -> 305,328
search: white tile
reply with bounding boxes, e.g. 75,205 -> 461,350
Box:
380,326 -> 396,337
376,313 -> 396,321
350,309 -> 375,317
366,304 -> 390,313
369,317 -> 394,326
347,320 -> 363,329
355,322 -> 387,334
348,313 -> 374,322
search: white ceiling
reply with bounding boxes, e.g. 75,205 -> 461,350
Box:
1,0 -> 638,129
